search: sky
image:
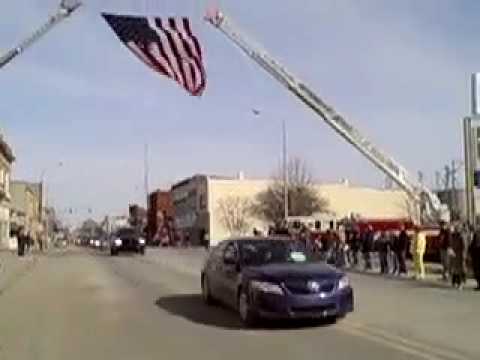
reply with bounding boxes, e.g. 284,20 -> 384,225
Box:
1,0 -> 479,224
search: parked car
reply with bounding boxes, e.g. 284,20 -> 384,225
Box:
201,237 -> 354,327
110,227 -> 146,256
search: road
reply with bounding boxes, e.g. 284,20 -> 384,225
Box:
0,247 -> 478,360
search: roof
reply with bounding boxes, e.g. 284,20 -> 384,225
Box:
11,181 -> 42,196
171,174 -> 238,190
0,135 -> 14,163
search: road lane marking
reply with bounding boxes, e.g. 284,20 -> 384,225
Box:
103,251 -> 474,360
339,321 -> 472,360
338,325 -> 447,360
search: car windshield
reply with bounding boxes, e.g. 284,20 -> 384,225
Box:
116,228 -> 136,238
240,240 -> 311,266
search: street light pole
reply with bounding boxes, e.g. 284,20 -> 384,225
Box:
40,162 -> 63,248
282,119 -> 289,222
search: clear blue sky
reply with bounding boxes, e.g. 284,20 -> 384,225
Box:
1,0 -> 478,223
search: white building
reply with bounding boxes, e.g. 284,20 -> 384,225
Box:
171,174 -> 411,247
0,135 -> 14,249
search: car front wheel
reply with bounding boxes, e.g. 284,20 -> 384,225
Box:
238,289 -> 257,327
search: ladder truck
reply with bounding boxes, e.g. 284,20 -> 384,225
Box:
206,9 -> 449,225
0,0 -> 82,70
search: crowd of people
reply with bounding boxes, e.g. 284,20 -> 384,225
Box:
267,221 -> 480,291
15,226 -> 44,257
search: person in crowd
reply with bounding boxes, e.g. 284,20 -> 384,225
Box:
377,231 -> 390,274
349,228 -> 360,268
438,222 -> 452,281
388,231 -> 399,275
469,228 -> 480,291
327,229 -> 339,265
393,226 -> 409,275
335,228 -> 347,268
37,233 -> 44,252
25,231 -> 31,253
413,226 -> 426,280
267,226 -> 275,236
297,228 -> 308,248
17,227 -> 27,257
362,226 -> 374,270
184,233 -> 191,247
312,232 -> 322,254
450,223 -> 468,290
322,229 -> 334,263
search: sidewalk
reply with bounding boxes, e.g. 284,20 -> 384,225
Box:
345,256 -> 478,290
0,250 -> 37,295
147,247 -> 479,290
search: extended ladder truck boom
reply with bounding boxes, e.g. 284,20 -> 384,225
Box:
206,10 -> 449,224
0,1 -> 82,70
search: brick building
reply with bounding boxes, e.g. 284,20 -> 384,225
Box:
147,190 -> 174,244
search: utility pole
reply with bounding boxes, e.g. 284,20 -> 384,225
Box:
144,144 -> 149,209
282,119 -> 289,222
464,73 -> 480,227
143,144 -> 150,237
435,171 -> 442,190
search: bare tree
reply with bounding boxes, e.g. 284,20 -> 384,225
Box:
252,157 -> 329,225
217,196 -> 252,236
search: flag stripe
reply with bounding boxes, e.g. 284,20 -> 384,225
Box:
148,42 -> 175,79
183,18 -> 202,59
155,18 -> 188,89
163,18 -> 201,93
168,18 -> 204,93
102,13 -> 206,96
149,18 -> 185,87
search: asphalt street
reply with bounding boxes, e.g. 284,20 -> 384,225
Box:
0,247 -> 478,360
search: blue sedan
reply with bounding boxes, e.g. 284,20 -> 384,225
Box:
201,237 -> 354,326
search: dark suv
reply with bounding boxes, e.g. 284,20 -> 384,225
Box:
110,227 -> 146,256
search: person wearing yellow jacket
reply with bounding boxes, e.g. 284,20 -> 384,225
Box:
413,227 -> 427,280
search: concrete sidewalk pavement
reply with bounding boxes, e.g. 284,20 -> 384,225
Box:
0,250 -> 37,296
145,247 -> 479,291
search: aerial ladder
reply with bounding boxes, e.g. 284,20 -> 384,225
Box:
0,0 -> 82,70
206,9 -> 450,224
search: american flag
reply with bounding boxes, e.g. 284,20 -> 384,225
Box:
102,13 -> 206,96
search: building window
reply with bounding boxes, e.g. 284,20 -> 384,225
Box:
5,172 -> 9,195
477,127 -> 480,160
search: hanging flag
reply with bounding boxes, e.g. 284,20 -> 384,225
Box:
102,13 -> 207,96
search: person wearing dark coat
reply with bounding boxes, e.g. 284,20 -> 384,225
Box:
362,226 -> 374,270
348,230 -> 360,267
393,226 -> 409,275
438,222 -> 452,281
377,231 -> 391,274
450,224 -> 468,290
469,230 -> 480,291
17,227 -> 27,257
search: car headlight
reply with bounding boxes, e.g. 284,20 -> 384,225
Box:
114,239 -> 122,246
139,238 -> 146,245
338,275 -> 350,290
250,280 -> 284,295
